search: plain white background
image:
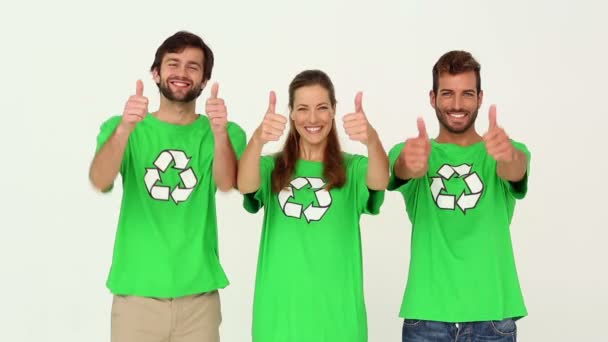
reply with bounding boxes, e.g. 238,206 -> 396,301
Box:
1,0 -> 607,340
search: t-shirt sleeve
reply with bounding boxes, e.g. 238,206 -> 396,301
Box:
352,155 -> 385,215
503,140 -> 531,199
243,156 -> 274,213
387,142 -> 411,191
94,116 -> 127,192
227,121 -> 247,159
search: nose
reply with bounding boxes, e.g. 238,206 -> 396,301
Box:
309,110 -> 319,124
175,65 -> 188,78
453,95 -> 463,110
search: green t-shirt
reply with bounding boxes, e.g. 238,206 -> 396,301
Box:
243,154 -> 385,342
95,114 -> 246,298
388,140 -> 530,322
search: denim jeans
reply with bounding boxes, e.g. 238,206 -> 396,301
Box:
402,318 -> 517,341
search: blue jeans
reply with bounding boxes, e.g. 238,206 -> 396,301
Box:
402,318 -> 517,341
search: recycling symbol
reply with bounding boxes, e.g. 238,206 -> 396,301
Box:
278,177 -> 333,222
144,150 -> 198,204
430,163 -> 484,213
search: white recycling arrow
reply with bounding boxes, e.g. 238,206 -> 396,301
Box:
453,164 -> 472,177
145,168 -> 171,200
169,150 -> 190,170
315,189 -> 331,207
278,186 -> 294,209
303,205 -> 327,222
154,151 -> 174,172
179,168 -> 197,188
144,168 -> 160,191
457,192 -> 481,212
436,194 -> 455,210
307,177 -> 325,189
171,187 -> 193,203
464,173 -> 483,193
430,177 -> 445,201
291,177 -> 309,190
284,202 -> 303,218
438,164 -> 455,180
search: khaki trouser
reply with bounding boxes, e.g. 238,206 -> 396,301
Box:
111,291 -> 221,342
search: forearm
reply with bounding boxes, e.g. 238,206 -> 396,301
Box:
237,136 -> 264,194
497,149 -> 527,182
212,132 -> 238,192
365,131 -> 389,190
89,126 -> 130,191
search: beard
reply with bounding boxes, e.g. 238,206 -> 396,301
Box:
158,76 -> 203,103
435,106 -> 478,134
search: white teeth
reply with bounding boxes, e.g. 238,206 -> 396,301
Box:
449,113 -> 465,118
172,81 -> 189,87
306,127 -> 321,132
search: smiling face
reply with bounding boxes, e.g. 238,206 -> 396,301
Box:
430,70 -> 483,135
290,84 -> 336,147
153,47 -> 206,103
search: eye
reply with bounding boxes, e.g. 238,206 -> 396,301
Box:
464,92 -> 475,97
189,66 -> 200,71
318,106 -> 329,111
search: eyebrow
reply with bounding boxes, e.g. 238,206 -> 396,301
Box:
440,89 -> 476,93
165,58 -> 201,66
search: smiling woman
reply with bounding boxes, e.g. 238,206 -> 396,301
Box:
236,69 -> 390,342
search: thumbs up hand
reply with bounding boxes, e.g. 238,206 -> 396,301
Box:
254,91 -> 287,145
120,80 -> 148,132
343,92 -> 377,145
205,82 -> 228,135
400,117 -> 431,179
483,105 -> 515,162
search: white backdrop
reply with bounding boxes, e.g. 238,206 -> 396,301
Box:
1,0 -> 607,340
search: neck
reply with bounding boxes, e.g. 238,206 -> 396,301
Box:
435,127 -> 483,146
153,97 -> 198,125
298,139 -> 326,162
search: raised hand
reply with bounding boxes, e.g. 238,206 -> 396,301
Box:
400,117 -> 431,179
205,82 -> 228,135
483,105 -> 515,162
120,80 -> 148,131
254,91 -> 288,144
343,92 -> 377,145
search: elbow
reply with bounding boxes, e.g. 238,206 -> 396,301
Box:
236,183 -> 253,195
236,180 -> 257,195
89,176 -> 111,193
216,178 -> 236,192
368,178 -> 389,191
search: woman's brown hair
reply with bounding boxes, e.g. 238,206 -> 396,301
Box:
271,70 -> 345,193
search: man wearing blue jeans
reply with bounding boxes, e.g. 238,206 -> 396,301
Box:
388,50 -> 530,341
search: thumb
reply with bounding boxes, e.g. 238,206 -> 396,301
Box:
488,104 -> 497,129
355,91 -> 363,113
136,80 -> 144,96
210,82 -> 219,99
267,91 -> 276,113
417,117 -> 428,139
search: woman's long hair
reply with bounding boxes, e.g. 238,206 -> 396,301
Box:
271,70 -> 346,193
